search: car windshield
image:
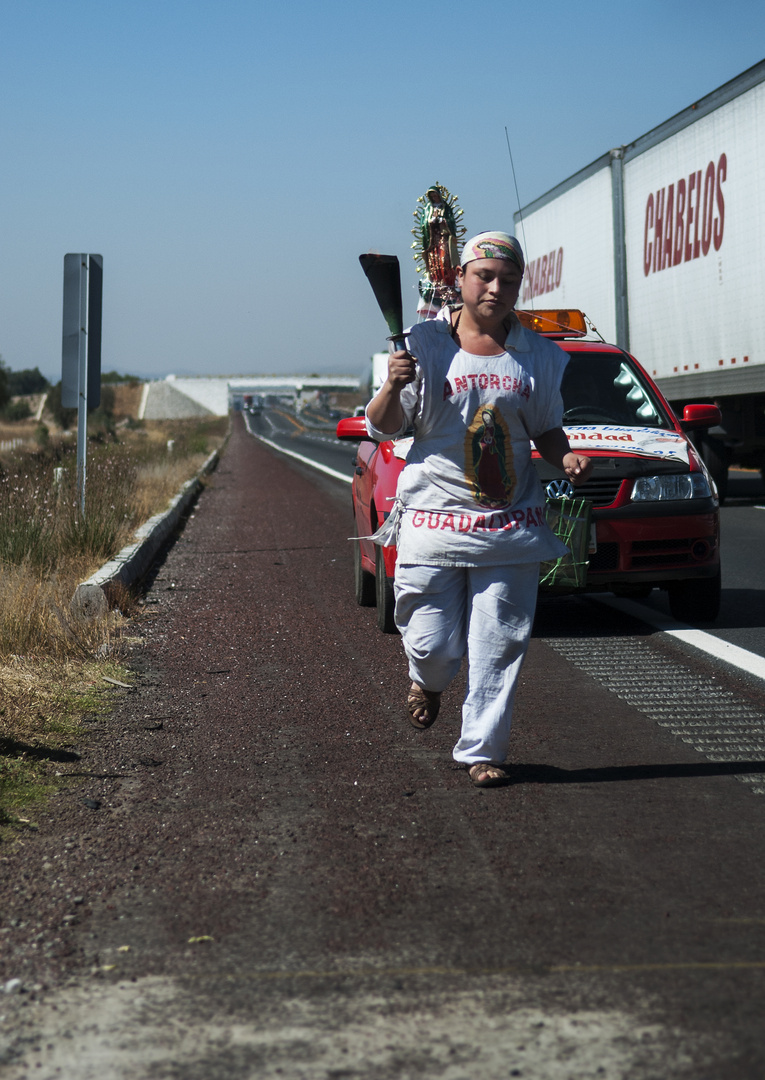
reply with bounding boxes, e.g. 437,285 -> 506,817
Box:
560,351 -> 671,428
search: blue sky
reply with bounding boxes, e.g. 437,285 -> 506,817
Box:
1,1 -> 763,381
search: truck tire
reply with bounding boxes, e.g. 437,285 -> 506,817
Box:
375,545 -> 398,634
353,525 -> 375,607
667,569 -> 721,624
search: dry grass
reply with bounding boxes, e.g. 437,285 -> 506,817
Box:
0,416 -> 227,830
0,417 -> 39,444
0,569 -> 133,832
0,417 -> 227,659
0,561 -> 124,658
109,382 -> 144,418
0,655 -> 109,746
131,452 -> 212,525
0,654 -> 128,831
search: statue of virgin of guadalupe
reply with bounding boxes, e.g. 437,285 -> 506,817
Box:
412,183 -> 466,313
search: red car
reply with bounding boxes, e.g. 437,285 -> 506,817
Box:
337,309 -> 721,632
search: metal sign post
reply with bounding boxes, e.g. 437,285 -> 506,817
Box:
87,255 -> 102,410
62,254 -> 102,516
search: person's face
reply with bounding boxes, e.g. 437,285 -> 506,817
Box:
457,259 -> 523,322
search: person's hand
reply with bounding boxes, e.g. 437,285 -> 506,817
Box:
562,452 -> 592,485
387,350 -> 417,388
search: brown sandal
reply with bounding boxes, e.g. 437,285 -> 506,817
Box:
407,684 -> 441,729
468,762 -> 509,787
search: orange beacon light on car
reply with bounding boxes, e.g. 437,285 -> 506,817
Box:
517,309 -> 588,336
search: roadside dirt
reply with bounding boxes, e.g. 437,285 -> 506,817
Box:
2,413 -> 765,1078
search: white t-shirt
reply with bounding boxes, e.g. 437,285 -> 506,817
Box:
366,313 -> 571,567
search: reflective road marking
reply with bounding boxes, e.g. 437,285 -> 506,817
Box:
593,594 -> 765,682
544,629 -> 765,795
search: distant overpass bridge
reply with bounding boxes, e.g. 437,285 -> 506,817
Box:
139,375 -> 361,420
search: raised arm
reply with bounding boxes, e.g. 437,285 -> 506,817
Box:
366,349 -> 418,436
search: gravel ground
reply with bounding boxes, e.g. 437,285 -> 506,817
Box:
2,413 -> 765,1078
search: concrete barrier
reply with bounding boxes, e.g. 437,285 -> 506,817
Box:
71,446 -> 223,618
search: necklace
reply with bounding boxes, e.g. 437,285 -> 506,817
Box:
451,307 -> 507,356
450,308 -> 462,341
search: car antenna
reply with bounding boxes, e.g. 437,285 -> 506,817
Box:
505,126 -> 534,312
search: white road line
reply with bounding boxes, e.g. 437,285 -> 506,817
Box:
592,594 -> 765,682
247,429 -> 353,485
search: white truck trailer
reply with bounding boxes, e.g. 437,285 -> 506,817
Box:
514,59 -> 765,498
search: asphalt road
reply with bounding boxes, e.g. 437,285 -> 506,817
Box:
248,407 -> 765,662
3,413 -> 765,1078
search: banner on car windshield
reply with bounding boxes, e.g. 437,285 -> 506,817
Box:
561,425 -> 689,463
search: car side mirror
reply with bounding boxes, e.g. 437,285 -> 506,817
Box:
679,404 -> 722,429
336,415 -> 369,440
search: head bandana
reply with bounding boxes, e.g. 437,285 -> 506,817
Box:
460,231 -> 525,273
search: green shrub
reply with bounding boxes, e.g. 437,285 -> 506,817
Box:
5,367 -> 49,395
2,400 -> 32,422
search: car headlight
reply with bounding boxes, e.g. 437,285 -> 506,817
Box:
631,474 -> 713,501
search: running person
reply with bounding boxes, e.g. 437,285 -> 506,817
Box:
365,231 -> 592,786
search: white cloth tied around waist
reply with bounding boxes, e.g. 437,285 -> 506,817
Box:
352,497 -> 404,547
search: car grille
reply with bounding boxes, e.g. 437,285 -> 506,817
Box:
630,538 -> 714,568
586,537 -> 716,576
589,543 -> 619,571
574,476 -> 625,507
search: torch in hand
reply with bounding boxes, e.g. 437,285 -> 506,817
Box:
358,253 -> 408,355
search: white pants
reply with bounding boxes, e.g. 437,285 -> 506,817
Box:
394,562 -> 539,765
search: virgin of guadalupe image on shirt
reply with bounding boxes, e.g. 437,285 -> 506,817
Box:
464,404 -> 517,508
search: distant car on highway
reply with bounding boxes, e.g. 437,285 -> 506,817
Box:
337,309 -> 722,632
242,394 -> 264,414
